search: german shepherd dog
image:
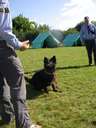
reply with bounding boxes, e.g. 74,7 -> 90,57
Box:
25,56 -> 59,93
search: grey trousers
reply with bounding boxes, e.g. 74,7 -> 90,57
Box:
84,39 -> 96,64
0,44 -> 31,128
0,73 -> 14,122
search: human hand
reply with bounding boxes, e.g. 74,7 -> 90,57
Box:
20,40 -> 30,51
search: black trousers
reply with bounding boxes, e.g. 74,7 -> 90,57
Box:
84,39 -> 96,65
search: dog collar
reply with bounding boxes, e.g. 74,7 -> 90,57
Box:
44,70 -> 55,75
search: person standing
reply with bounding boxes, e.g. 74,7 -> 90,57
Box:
80,16 -> 96,66
0,0 -> 41,128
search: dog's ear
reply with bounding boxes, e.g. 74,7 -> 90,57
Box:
44,57 -> 48,64
50,56 -> 56,64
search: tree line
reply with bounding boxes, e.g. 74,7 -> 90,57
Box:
13,14 -> 50,42
12,14 -> 96,42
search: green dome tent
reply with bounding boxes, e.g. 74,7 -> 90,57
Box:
63,33 -> 81,46
32,32 -> 61,48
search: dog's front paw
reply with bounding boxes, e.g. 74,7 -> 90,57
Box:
53,88 -> 62,93
53,89 -> 58,92
44,88 -> 49,94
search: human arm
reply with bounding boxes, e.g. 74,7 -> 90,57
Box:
93,24 -> 96,38
0,0 -> 29,50
0,31 -> 30,50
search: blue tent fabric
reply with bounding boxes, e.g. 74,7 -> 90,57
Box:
32,32 -> 61,48
63,33 -> 80,46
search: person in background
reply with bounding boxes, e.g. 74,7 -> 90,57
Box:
0,0 -> 41,128
80,16 -> 96,66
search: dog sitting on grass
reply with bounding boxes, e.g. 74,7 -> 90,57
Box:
25,56 -> 59,93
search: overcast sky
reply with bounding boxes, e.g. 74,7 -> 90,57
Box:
10,0 -> 96,30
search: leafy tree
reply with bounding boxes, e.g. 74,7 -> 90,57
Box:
13,14 -> 35,32
12,15 -> 50,41
92,21 -> 96,26
37,24 -> 50,33
63,28 -> 78,37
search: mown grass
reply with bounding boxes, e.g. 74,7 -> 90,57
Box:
3,47 -> 96,128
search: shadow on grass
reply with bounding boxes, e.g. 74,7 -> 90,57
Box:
56,64 -> 93,70
0,120 -> 7,127
26,81 -> 44,100
25,64 -> 93,75
91,121 -> 96,126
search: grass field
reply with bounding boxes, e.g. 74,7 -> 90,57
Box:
3,47 -> 96,128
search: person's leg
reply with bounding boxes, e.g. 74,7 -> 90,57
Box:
92,40 -> 96,65
0,73 -> 14,124
0,55 -> 32,128
85,41 -> 92,65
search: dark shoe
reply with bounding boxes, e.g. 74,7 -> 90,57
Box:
89,62 -> 92,66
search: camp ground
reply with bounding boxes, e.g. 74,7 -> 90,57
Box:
32,32 -> 61,48
63,33 -> 81,46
